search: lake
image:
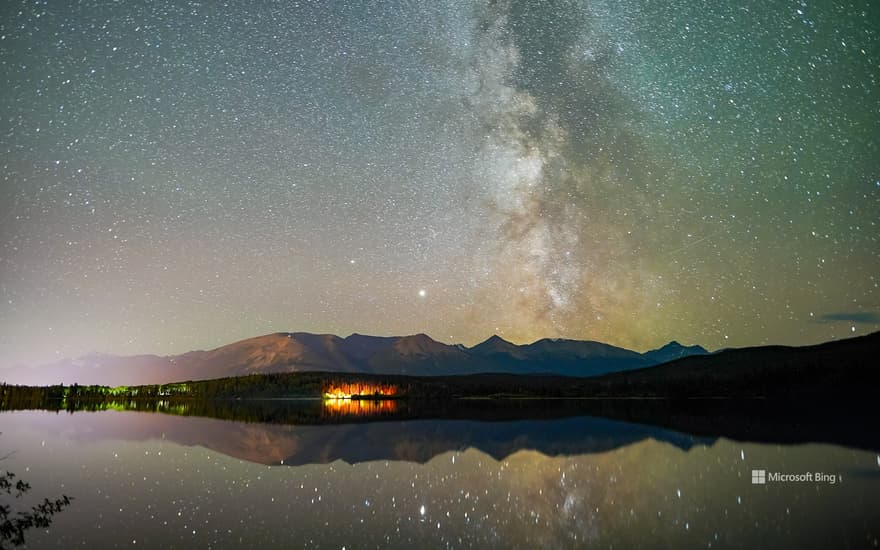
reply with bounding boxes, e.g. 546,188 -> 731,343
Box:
1,401 -> 878,548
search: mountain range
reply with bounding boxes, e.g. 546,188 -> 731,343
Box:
0,332 -> 709,386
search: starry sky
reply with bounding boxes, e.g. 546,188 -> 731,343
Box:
1,0 -> 878,368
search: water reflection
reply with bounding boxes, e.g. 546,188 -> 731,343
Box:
1,408 -> 705,466
1,410 -> 877,549
321,398 -> 398,418
0,467 -> 73,548
10,397 -> 877,453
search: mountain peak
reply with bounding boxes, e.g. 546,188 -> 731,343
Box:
654,340 -> 707,353
394,333 -> 440,346
378,333 -> 463,361
644,341 -> 709,364
471,334 -> 518,350
482,334 -> 513,345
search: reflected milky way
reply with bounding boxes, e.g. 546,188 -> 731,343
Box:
1,411 -> 878,548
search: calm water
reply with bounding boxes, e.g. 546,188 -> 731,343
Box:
1,407 -> 878,548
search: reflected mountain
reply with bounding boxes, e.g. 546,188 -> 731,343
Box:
11,391 -> 877,452
14,406 -> 706,465
5,408 -> 878,550
11,390 -> 880,466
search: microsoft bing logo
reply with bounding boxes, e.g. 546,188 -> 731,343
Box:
751,469 -> 766,484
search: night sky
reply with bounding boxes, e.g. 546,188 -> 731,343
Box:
1,0 -> 878,368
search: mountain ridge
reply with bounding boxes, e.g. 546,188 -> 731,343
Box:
1,331 -> 711,386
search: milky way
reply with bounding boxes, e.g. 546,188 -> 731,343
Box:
1,0 -> 878,367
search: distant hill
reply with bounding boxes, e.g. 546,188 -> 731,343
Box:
586,330 -> 879,398
0,331 -> 708,386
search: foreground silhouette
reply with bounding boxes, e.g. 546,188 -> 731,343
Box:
0,460 -> 72,548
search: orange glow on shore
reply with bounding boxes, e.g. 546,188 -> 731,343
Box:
322,382 -> 397,400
